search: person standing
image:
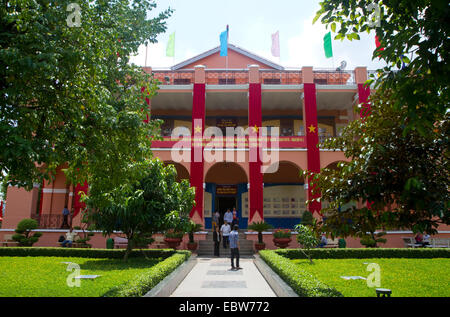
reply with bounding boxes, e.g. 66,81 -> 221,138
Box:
212,210 -> 220,231
220,220 -> 231,249
231,207 -> 239,228
229,224 -> 242,271
224,209 -> 233,226
61,205 -> 70,229
213,226 -> 221,257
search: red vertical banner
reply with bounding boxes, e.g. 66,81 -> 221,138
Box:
303,83 -> 322,214
189,83 -> 205,221
248,83 -> 264,223
358,83 -> 371,120
73,180 -> 88,218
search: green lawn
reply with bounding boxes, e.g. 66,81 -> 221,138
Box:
0,256 -> 163,297
291,258 -> 450,297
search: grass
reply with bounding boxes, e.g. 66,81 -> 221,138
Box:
0,256 -> 164,297
291,258 -> 450,297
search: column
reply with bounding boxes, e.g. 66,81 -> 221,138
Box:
189,65 -> 206,225
2,185 -> 39,229
302,67 -> 322,216
248,65 -> 264,224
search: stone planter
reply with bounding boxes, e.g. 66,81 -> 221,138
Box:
273,237 -> 291,249
254,242 -> 266,251
187,242 -> 198,251
164,237 -> 183,249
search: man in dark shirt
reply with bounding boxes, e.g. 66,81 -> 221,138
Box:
61,205 -> 70,228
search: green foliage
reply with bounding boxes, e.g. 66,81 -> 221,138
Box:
87,158 -> 195,260
12,218 -> 42,246
0,247 -> 176,259
301,211 -> 314,226
164,230 -> 185,239
259,250 -> 343,297
73,213 -> 96,246
307,91 -> 449,241
248,221 -> 273,244
103,251 -> 190,297
294,224 -> 321,263
275,248 -> 450,260
314,0 -> 449,132
0,0 -> 172,190
186,220 -> 202,243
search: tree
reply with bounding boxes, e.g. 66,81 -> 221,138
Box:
86,159 -> 195,260
248,221 -> 273,245
0,0 -> 171,191
314,0 -> 449,133
12,218 -> 42,246
306,90 -> 449,239
294,224 -> 320,264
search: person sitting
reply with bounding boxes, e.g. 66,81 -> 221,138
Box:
61,228 -> 76,247
319,234 -> 328,248
422,233 -> 430,247
415,232 -> 423,246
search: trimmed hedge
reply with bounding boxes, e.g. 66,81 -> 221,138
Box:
103,251 -> 191,297
0,247 -> 176,259
275,248 -> 450,260
259,250 -> 342,297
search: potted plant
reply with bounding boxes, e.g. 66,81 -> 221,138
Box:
186,220 -> 202,251
248,221 -> 273,251
164,229 -> 184,249
272,228 -> 292,249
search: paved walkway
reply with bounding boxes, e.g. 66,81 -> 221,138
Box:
170,256 -> 276,297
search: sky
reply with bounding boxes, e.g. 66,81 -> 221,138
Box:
130,0 -> 386,70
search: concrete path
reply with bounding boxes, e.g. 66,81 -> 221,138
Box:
170,256 -> 277,297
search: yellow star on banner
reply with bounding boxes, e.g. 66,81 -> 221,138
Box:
252,125 -> 259,133
194,126 -> 202,133
308,124 -> 316,133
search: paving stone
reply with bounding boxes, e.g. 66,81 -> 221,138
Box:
201,281 -> 247,288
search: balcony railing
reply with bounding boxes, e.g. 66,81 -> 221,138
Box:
31,214 -> 71,229
205,69 -> 249,85
260,70 -> 303,85
152,70 -> 195,85
313,69 -> 355,85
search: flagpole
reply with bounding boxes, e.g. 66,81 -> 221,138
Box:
145,44 -> 148,67
226,25 -> 229,84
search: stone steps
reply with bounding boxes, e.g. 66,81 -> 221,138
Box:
197,231 -> 255,256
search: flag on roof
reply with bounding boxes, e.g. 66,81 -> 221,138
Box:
166,32 -> 175,57
271,31 -> 280,57
323,31 -> 333,58
220,25 -> 229,57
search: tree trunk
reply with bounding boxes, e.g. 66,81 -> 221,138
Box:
124,237 -> 133,261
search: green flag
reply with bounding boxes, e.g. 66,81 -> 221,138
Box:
166,32 -> 175,57
323,32 -> 333,58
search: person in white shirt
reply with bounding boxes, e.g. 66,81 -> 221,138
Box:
220,220 -> 231,249
62,228 -> 76,247
224,209 -> 233,225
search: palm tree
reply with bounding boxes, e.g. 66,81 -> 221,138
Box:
248,221 -> 273,250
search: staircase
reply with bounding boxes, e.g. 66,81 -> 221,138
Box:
197,230 -> 255,256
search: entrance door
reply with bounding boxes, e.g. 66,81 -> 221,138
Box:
216,196 -> 237,227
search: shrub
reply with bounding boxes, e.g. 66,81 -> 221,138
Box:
103,251 -> 191,297
274,248 -> 450,260
0,247 -> 176,259
164,230 -> 185,239
301,211 -> 314,226
187,220 -> 202,243
12,218 -> 42,246
259,250 -> 342,297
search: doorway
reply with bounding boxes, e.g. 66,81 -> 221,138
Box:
215,196 -> 237,227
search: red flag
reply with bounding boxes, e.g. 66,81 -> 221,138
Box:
375,35 -> 384,51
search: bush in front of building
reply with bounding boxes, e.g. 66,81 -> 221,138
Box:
294,224 -> 320,264
274,248 -> 450,260
259,250 -> 342,297
0,247 -> 176,259
103,250 -> 191,297
12,218 -> 42,246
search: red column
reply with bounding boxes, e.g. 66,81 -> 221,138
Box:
302,67 -> 321,215
248,65 -> 263,224
189,66 -> 206,224
355,67 -> 371,120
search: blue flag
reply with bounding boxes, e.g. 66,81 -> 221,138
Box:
220,29 -> 228,56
